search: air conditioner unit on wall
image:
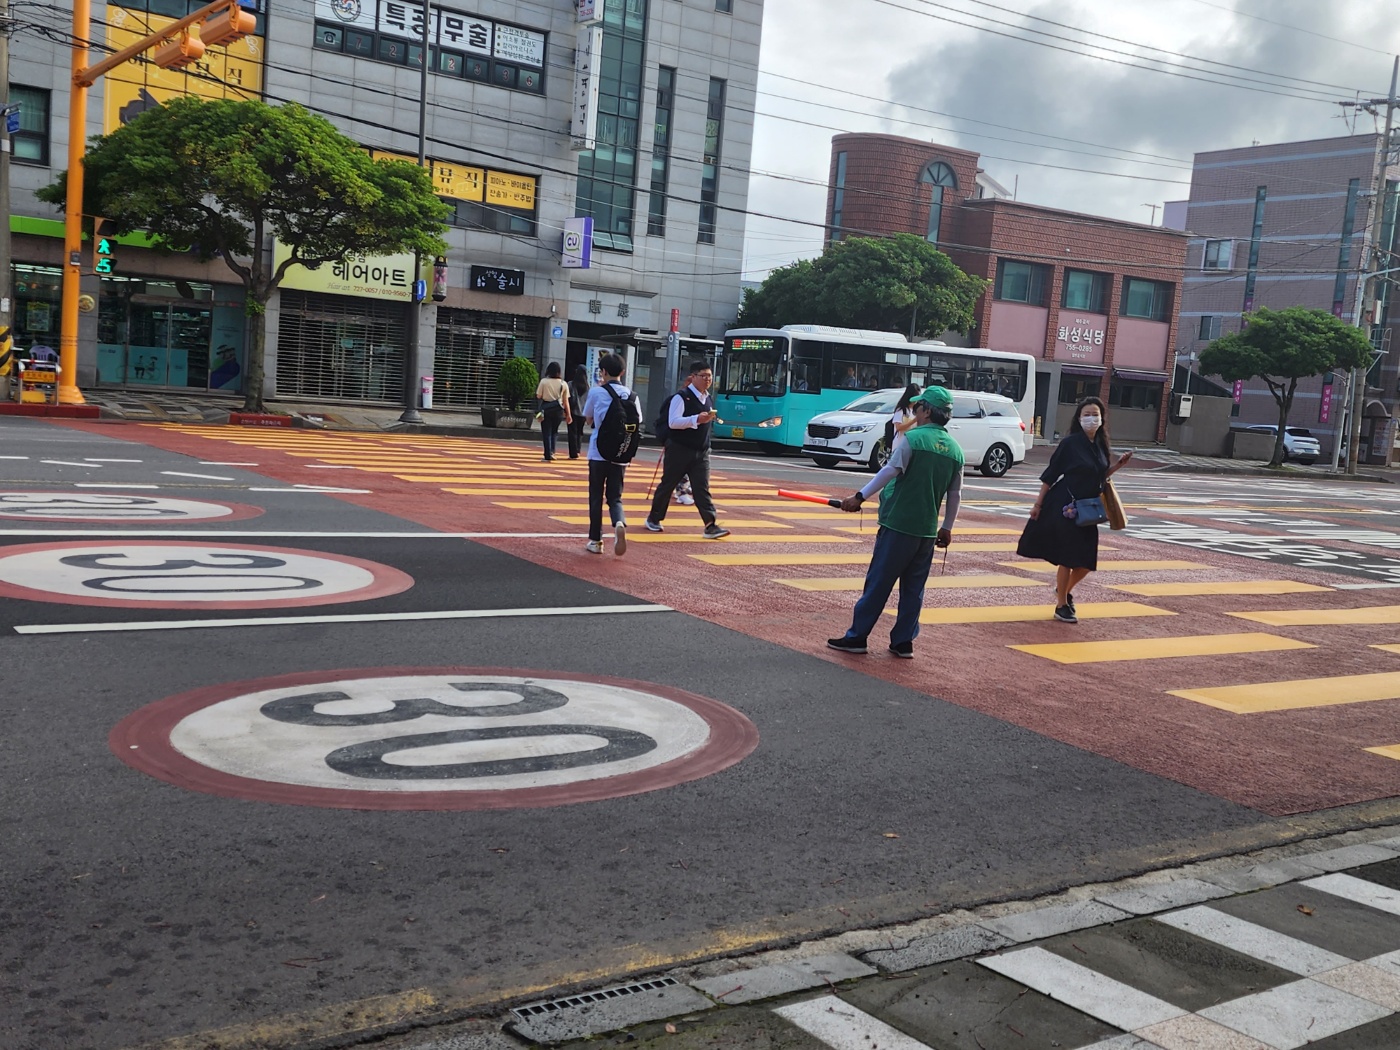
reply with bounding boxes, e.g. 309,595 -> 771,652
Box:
1173,394 -> 1193,419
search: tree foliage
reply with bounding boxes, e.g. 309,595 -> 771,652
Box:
737,234 -> 988,338
39,97 -> 449,411
1198,306 -> 1373,466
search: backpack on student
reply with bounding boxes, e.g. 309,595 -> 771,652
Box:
597,383 -> 642,463
653,393 -> 676,445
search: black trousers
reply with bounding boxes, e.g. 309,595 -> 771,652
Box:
648,443 -> 716,526
588,459 -> 627,540
566,414 -> 584,458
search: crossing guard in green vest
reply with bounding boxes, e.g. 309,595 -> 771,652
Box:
827,386 -> 964,659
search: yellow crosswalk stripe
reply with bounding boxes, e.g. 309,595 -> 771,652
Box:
833,532 -> 1025,550
1169,671 -> 1400,713
1002,560 -> 1203,573
628,534 -> 855,544
454,492 -> 793,505
1372,644 -> 1400,655
1112,581 -> 1333,597
693,553 -> 872,565
495,501 -> 674,510
776,573 -> 1045,592
1230,606 -> 1400,626
1010,632 -> 1315,665
915,602 -> 1174,624
549,516 -> 794,528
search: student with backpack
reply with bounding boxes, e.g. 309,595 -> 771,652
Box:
582,353 -> 641,555
644,359 -> 730,539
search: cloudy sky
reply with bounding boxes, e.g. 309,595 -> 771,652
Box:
742,0 -> 1400,277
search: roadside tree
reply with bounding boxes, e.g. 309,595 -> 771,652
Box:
1199,306 -> 1372,467
737,234 -> 988,339
39,97 -> 449,412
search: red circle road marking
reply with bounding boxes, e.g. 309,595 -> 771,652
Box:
0,492 -> 264,523
110,667 -> 760,811
0,540 -> 412,609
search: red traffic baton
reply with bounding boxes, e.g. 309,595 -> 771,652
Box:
777,488 -> 842,509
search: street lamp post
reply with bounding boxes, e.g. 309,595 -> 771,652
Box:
397,6 -> 431,425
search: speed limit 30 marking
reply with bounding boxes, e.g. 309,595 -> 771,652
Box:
111,668 -> 760,810
0,540 -> 412,609
0,492 -> 263,522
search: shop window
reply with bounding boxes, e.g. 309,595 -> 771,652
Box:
1058,376 -> 1100,404
1121,278 -> 1171,321
1109,381 -> 1161,411
994,259 -> 1050,306
9,85 -> 49,166
452,200 -> 536,236
1061,269 -> 1108,313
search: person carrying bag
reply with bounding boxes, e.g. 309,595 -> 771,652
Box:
1016,396 -> 1132,623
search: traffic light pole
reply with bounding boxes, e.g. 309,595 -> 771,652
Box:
397,8 -> 432,425
60,0 -> 247,404
0,0 -> 12,402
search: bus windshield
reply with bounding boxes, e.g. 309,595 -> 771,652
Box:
719,336 -> 787,396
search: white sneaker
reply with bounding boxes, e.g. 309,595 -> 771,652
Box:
614,523 -> 627,556
585,540 -> 604,554
677,494 -> 694,505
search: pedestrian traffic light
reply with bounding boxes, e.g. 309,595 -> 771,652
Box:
95,237 -> 116,275
200,3 -> 257,48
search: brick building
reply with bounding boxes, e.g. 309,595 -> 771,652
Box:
1171,134 -> 1396,465
826,133 -> 1189,443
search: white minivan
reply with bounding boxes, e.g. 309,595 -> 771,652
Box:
804,388 -> 1028,476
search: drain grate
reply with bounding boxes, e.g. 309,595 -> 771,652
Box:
512,977 -> 680,1019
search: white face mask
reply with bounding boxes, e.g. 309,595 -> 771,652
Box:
1080,413 -> 1102,431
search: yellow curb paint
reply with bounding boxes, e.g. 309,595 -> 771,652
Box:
1111,581 -> 1333,597
1169,671 -> 1400,713
1230,606 -> 1400,627
1365,744 -> 1400,760
1001,560 -> 1204,573
692,553 -> 875,565
629,534 -> 855,544
777,573 -> 1045,592
1010,632 -> 1315,665
549,516 -> 793,528
914,602 -> 1174,624
1373,644 -> 1400,655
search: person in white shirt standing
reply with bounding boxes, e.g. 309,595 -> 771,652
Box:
644,359 -> 730,539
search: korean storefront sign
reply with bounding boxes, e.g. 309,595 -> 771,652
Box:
1054,315 -> 1107,365
562,217 -> 593,269
313,0 -> 544,68
470,266 -> 526,295
571,24 -> 603,151
370,150 -> 534,211
273,242 -> 415,301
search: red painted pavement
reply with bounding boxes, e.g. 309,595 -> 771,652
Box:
55,421 -> 1400,817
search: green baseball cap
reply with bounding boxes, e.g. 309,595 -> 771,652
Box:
910,385 -> 953,410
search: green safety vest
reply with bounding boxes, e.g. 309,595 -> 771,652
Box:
876,424 -> 964,538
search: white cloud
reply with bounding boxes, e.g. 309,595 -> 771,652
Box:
742,0 -> 1400,277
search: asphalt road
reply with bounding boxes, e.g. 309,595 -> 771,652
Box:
3,419 -> 1398,1050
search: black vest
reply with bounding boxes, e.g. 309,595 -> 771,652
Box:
668,388 -> 712,450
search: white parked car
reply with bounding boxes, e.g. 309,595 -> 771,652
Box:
1244,424 -> 1321,465
804,388 -> 1028,476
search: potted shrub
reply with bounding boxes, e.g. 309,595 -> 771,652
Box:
493,356 -> 540,428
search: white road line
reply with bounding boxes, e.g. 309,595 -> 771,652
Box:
1197,978 -> 1390,1048
0,530 -> 578,538
41,460 -> 99,468
0,455 -> 29,460
1335,583 -> 1400,590
978,947 -> 1185,1030
305,464 -> 357,469
773,996 -> 934,1050
247,486 -> 373,494
1304,874 -> 1400,916
83,458 -> 142,463
74,483 -> 160,489
14,603 -> 674,635
199,461 -> 259,466
1155,905 -> 1353,975
161,471 -> 236,481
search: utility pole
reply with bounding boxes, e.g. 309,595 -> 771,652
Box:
0,0 -> 12,402
1344,56 -> 1399,474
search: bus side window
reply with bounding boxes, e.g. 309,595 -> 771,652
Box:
792,355 -> 821,393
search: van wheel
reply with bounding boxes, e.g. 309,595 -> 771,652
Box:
759,442 -> 786,457
811,455 -> 840,468
868,440 -> 890,471
980,443 -> 1012,477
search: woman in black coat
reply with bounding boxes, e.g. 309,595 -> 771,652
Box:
566,365 -> 590,459
1016,396 -> 1133,623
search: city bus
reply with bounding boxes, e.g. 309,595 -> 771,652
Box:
714,325 -> 1036,459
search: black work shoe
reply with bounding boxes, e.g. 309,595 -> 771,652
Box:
1066,592 -> 1076,614
827,636 -> 868,654
888,641 -> 914,659
644,519 -> 664,533
703,524 -> 731,539
1054,604 -> 1078,623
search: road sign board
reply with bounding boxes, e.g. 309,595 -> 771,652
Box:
111,669 -> 760,810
